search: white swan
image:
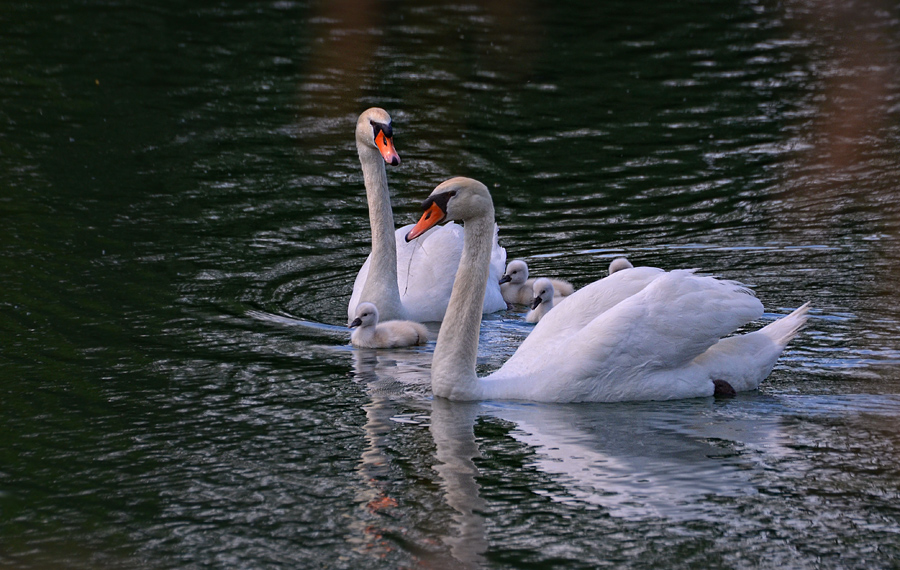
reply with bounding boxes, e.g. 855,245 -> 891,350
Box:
525,278 -> 555,323
608,257 -> 633,275
405,177 -> 810,403
349,302 -> 428,348
499,259 -> 574,305
347,108 -> 507,324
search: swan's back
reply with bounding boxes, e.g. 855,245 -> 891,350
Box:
569,271 -> 762,371
490,269 -> 764,401
521,266 -> 665,349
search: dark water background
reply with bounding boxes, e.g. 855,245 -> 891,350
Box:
2,0 -> 900,568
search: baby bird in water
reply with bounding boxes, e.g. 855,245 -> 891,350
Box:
499,259 -> 574,306
525,278 -> 556,323
349,302 -> 428,348
608,257 -> 633,275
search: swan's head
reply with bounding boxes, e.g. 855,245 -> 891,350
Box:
405,177 -> 493,242
608,257 -> 633,275
499,259 -> 529,285
531,277 -> 555,309
349,302 -> 379,329
356,107 -> 400,166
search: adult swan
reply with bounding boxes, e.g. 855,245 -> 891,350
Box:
406,177 -> 810,402
347,108 -> 507,324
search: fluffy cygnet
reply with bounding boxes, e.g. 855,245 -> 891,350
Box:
608,257 -> 633,275
525,278 -> 556,323
499,259 -> 574,305
349,302 -> 428,348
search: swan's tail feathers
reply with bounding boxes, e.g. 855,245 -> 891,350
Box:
760,302 -> 811,347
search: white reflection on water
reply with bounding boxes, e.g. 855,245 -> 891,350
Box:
349,343 -> 900,565
429,399 -> 488,567
479,400 -> 778,520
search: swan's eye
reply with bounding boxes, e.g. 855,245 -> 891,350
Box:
369,120 -> 393,140
420,193 -> 451,219
447,190 -> 457,197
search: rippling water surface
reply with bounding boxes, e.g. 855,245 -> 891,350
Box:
2,0 -> 900,568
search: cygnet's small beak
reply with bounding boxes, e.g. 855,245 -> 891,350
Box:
498,274 -> 512,285
531,296 -> 543,310
349,317 -> 362,328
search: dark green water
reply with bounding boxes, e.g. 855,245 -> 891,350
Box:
2,0 -> 900,568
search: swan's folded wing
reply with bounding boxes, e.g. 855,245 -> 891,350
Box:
392,223 -> 462,322
393,222 -> 507,321
493,269 -> 764,401
569,270 -> 764,373
510,266 -> 665,358
484,223 -> 508,313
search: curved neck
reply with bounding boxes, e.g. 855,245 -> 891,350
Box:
535,299 -> 552,320
431,214 -> 494,400
357,140 -> 404,320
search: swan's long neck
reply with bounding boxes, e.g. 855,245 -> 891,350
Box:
357,140 -> 404,321
431,213 -> 494,400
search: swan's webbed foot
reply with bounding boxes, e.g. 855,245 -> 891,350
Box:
712,379 -> 736,398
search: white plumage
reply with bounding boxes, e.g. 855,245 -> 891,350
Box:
525,278 -> 556,323
347,108 -> 506,323
349,221 -> 507,323
349,302 -> 428,349
608,257 -> 633,275
499,259 -> 574,306
406,177 -> 810,403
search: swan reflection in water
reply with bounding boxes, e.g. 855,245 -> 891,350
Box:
346,347 -> 432,559
350,348 -> 488,566
348,348 -> 795,565
480,399 -> 787,520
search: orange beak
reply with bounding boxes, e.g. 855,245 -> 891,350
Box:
375,131 -> 400,166
405,201 -> 445,242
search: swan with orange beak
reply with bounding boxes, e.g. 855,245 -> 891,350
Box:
347,111 -> 507,324
404,177 -> 810,403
